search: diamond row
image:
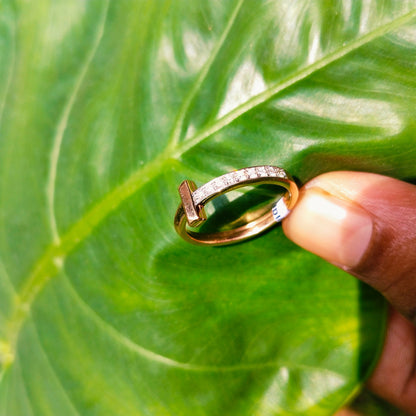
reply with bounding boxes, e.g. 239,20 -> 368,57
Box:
192,166 -> 288,205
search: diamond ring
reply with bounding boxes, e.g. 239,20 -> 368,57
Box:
174,166 -> 299,246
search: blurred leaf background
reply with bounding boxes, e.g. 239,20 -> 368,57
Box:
0,1 -> 416,415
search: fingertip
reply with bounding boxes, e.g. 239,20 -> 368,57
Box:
283,186 -> 373,268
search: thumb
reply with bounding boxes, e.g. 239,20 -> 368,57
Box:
283,171 -> 416,320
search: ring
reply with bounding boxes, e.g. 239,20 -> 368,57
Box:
174,166 -> 299,246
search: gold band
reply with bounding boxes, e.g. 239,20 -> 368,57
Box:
174,166 -> 298,246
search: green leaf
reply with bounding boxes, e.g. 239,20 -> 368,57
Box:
0,1 -> 415,414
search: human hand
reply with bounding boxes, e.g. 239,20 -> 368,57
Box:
282,171 -> 416,415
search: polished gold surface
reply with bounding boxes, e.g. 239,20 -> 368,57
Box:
174,166 -> 299,246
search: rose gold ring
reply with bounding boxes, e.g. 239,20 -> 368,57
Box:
174,166 -> 298,246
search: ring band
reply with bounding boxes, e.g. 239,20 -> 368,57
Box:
174,166 -> 298,246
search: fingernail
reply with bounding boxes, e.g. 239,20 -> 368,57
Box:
283,188 -> 373,268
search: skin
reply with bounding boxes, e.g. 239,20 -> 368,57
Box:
282,171 -> 416,415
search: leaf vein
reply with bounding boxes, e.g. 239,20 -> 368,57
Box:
167,0 -> 245,149
46,0 -> 110,244
175,8 -> 416,157
61,268 -> 346,376
0,13 -> 16,128
31,321 -> 82,416
15,357 -> 35,416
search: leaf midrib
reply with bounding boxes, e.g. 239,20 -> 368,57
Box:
4,7 -> 416,368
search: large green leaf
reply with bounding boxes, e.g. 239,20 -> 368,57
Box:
1,1 -> 415,414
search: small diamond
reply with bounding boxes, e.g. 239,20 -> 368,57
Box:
247,168 -> 256,179
193,189 -> 201,200
272,167 -> 280,176
204,182 -> 214,194
258,166 -> 267,176
214,179 -> 224,191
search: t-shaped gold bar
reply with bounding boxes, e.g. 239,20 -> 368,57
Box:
178,180 -> 207,227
